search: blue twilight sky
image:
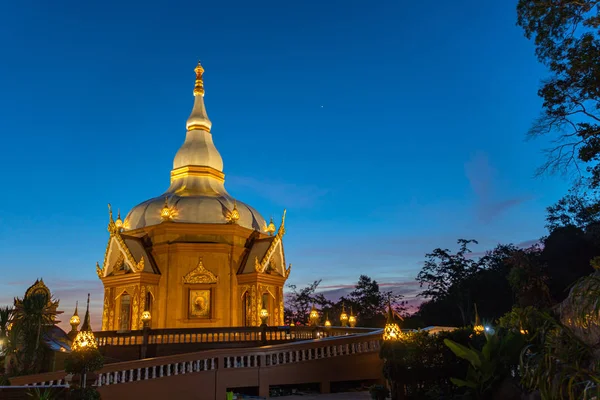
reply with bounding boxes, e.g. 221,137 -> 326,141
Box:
0,0 -> 570,326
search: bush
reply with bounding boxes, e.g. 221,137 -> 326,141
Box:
380,328 -> 478,399
369,384 -> 389,400
69,387 -> 101,400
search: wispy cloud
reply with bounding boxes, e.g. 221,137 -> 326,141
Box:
465,151 -> 532,223
228,176 -> 328,208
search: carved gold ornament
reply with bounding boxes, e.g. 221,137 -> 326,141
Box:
183,260 -> 218,284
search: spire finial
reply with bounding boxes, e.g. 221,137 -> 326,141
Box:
194,61 -> 205,96
81,293 -> 92,332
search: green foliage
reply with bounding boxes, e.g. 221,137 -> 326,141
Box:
340,275 -> 404,327
27,387 -> 62,400
65,348 -> 104,375
0,374 -> 10,385
380,328 -> 475,399
284,280 -> 332,325
416,242 -> 520,327
69,387 -> 101,400
9,293 -> 57,375
416,239 -> 480,325
517,0 -> 600,188
444,331 -> 524,399
284,275 -> 403,327
368,384 -> 389,400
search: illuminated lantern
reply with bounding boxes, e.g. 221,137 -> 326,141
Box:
340,304 -> 349,327
383,302 -> 401,341
266,217 -> 276,236
141,310 -> 152,327
115,210 -> 123,230
72,330 -> 98,351
72,294 -> 97,351
349,307 -> 357,328
309,304 -> 319,326
473,304 -> 484,335
324,313 -> 332,328
160,197 -> 174,221
260,301 -> 269,325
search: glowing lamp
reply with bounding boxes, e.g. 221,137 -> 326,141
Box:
349,315 -> 357,328
72,330 -> 98,351
160,197 -> 174,221
260,305 -> 269,325
266,217 -> 276,235
383,301 -> 403,341
228,201 -> 240,223
115,210 -> 123,230
141,310 -> 151,323
324,313 -> 332,328
309,305 -> 319,326
290,320 -> 295,327
340,305 -> 349,327
383,322 -> 401,341
70,314 -> 80,326
349,307 -> 357,327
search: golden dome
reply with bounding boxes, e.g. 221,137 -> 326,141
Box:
123,63 -> 267,233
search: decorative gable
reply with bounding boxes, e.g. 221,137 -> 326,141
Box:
183,260 -> 218,284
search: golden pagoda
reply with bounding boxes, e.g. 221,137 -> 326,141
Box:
96,63 -> 291,330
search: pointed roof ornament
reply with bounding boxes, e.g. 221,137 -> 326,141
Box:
80,293 -> 92,332
185,61 -> 213,133
194,61 -> 205,96
277,209 -> 287,237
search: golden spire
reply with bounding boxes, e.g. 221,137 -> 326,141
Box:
80,294 -> 92,332
193,61 -> 205,96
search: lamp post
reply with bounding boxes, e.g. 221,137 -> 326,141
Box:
71,294 -> 97,390
141,310 -> 152,359
382,301 -> 405,400
340,304 -> 349,327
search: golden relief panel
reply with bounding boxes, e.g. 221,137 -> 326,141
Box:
250,285 -> 257,326
183,260 -> 218,284
102,288 -> 110,331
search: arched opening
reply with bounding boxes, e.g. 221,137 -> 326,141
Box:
119,293 -> 131,331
